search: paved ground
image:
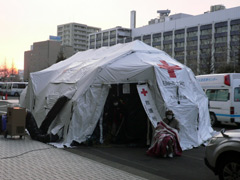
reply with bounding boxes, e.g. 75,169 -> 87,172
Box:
0,98 -> 165,180
0,135 -> 158,180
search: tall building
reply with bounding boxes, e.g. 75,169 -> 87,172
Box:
24,40 -> 74,81
57,23 -> 101,52
89,5 -> 240,75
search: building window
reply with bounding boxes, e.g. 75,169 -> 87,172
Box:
215,26 -> 227,33
201,39 -> 211,45
134,36 -> 141,40
163,44 -> 172,49
187,50 -> 197,55
164,35 -> 172,41
201,29 -> 212,35
175,33 -> 184,39
110,38 -> 116,43
187,31 -> 197,37
153,45 -> 161,50
175,51 -> 184,56
103,32 -> 108,39
175,42 -> 184,48
215,36 -> 227,43
215,47 -> 227,53
201,48 -> 211,54
231,35 -> 240,42
231,24 -> 240,31
110,30 -> 116,37
153,36 -> 161,43
187,40 -> 197,46
96,33 -> 102,39
143,38 -> 151,45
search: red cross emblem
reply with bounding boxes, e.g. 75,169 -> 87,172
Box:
157,60 -> 181,78
141,88 -> 148,96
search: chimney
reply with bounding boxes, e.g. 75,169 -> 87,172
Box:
130,10 -> 136,29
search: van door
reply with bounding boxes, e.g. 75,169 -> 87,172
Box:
206,89 -> 231,122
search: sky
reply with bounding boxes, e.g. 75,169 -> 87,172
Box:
0,0 -> 239,70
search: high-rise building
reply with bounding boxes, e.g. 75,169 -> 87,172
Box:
57,23 -> 101,52
89,5 -> 240,75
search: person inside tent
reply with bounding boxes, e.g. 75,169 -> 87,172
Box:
147,110 -> 182,158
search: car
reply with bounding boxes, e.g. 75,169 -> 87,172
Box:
204,128 -> 240,180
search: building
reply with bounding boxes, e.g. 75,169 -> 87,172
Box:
89,5 -> 240,75
57,23 -> 101,52
89,26 -> 131,49
24,40 -> 74,81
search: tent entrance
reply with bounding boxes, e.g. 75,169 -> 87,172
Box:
92,83 -> 149,146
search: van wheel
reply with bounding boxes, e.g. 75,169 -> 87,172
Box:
14,92 -> 19,97
210,113 -> 218,127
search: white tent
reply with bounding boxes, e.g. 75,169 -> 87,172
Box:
21,40 -> 213,150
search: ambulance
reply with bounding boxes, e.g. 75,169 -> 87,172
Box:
196,73 -> 240,126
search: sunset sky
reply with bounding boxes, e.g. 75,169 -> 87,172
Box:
0,0 -> 239,70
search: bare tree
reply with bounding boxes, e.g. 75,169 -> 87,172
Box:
0,58 -> 10,81
56,49 -> 66,63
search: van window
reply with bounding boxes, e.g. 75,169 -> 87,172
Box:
18,84 -> 26,89
206,89 -> 229,101
234,87 -> 240,102
12,84 -> 18,88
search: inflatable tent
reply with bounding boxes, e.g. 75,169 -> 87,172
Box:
21,40 -> 213,150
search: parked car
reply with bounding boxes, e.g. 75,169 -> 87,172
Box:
1,82 -> 28,96
204,129 -> 240,180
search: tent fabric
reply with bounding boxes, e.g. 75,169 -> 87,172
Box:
21,40 -> 213,150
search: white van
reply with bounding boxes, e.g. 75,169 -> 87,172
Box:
2,82 -> 28,96
196,73 -> 240,126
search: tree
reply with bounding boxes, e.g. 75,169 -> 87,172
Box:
199,53 -> 214,75
215,63 -> 240,73
0,58 -> 10,81
56,49 -> 66,63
